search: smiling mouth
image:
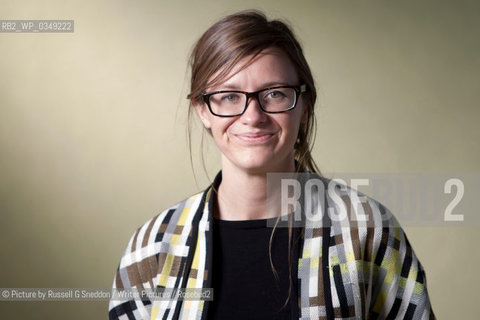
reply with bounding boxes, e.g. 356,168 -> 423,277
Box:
233,133 -> 274,144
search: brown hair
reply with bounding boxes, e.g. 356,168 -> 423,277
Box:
187,9 -> 319,311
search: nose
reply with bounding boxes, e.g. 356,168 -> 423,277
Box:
240,95 -> 267,124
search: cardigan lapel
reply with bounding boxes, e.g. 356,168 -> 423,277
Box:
176,173 -> 219,320
150,189 -> 210,320
179,187 -> 214,319
297,173 -> 335,320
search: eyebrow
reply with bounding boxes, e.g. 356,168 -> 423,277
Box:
213,81 -> 293,91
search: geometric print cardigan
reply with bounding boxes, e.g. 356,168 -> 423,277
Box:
109,171 -> 435,320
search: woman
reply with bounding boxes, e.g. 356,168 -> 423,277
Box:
109,10 -> 435,320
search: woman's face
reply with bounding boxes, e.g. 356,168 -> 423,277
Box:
194,47 -> 307,174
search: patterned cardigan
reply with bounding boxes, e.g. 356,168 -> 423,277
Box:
109,171 -> 435,320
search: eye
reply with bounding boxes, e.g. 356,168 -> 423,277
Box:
220,93 -> 241,103
265,90 -> 286,99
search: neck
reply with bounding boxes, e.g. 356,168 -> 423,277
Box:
214,157 -> 296,221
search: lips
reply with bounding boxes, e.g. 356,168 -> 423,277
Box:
233,132 -> 275,144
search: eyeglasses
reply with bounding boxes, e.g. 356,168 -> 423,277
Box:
200,84 -> 307,117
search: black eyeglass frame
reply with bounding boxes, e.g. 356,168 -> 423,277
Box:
201,84 -> 307,117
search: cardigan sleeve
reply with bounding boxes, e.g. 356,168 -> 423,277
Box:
367,208 -> 436,320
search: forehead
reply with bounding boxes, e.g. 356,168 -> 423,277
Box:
209,47 -> 299,90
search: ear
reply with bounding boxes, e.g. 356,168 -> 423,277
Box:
193,100 -> 212,129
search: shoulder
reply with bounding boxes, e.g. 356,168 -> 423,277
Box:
115,190 -> 207,278
301,172 -> 407,267
109,190 -> 209,315
305,175 -> 435,318
314,174 -> 424,275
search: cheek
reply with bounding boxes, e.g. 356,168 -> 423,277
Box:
209,119 -> 235,140
283,114 -> 303,138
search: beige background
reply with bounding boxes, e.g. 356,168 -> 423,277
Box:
1,0 -> 479,318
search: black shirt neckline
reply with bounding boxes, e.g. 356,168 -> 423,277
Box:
212,212 -> 294,229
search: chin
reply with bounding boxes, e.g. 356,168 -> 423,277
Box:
231,154 -> 293,174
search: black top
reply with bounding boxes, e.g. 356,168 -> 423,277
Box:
207,214 -> 302,320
